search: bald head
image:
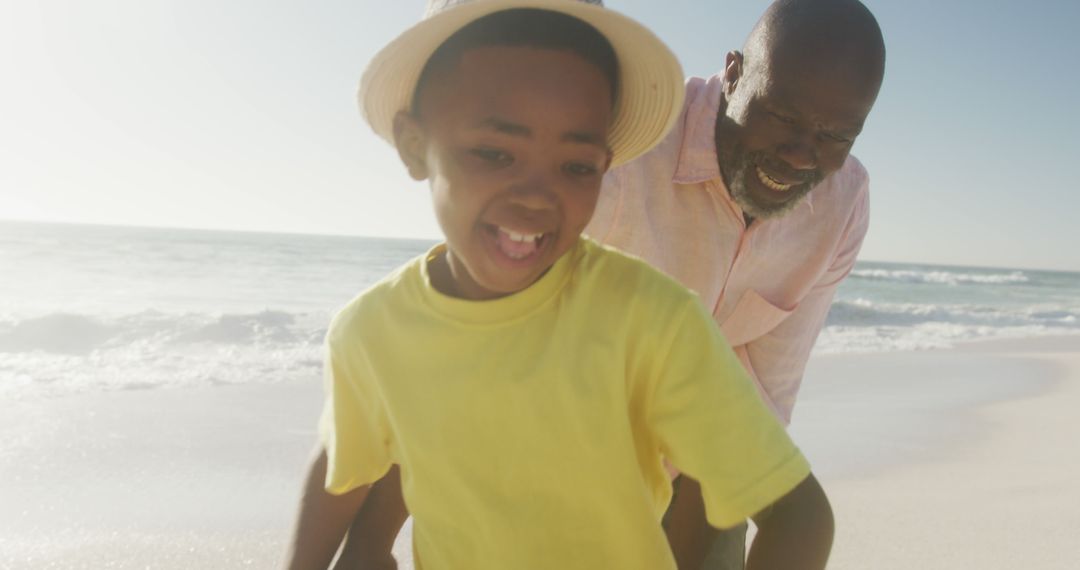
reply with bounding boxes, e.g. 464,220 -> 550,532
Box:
713,0 -> 885,219
743,0 -> 885,94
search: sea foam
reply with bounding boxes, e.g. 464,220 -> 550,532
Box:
3,222 -> 1079,397
0,310 -> 326,398
850,268 -> 1030,286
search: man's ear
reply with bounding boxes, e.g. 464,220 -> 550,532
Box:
722,50 -> 744,97
392,111 -> 428,181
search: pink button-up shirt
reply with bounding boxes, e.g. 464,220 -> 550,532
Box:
587,75 -> 870,424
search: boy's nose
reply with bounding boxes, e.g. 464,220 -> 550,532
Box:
507,175 -> 557,211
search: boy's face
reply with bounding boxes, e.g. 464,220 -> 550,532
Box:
395,45 -> 613,300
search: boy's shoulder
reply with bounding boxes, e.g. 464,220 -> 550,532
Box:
575,237 -> 702,312
328,252 -> 427,342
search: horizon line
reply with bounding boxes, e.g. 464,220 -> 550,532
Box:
2,216 -> 1076,275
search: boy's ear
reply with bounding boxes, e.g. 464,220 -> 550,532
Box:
392,111 -> 429,181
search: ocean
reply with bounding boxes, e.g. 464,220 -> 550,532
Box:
3,220 -> 1079,399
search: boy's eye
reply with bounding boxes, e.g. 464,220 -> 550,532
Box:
470,148 -> 512,165
564,162 -> 599,177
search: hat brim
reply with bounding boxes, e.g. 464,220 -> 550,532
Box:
358,0 -> 684,167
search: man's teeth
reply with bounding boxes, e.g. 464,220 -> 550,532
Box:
756,167 -> 794,192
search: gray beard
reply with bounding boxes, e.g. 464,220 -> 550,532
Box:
719,143 -> 822,220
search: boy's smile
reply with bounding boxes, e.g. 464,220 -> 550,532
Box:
395,45 -> 613,300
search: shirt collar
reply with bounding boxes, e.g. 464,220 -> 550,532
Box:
672,75 -> 725,185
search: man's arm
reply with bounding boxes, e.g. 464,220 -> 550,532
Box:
333,466 -> 409,570
664,473 -> 832,570
284,448 -> 371,570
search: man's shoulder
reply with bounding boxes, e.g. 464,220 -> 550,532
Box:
835,154 -> 870,192
825,154 -> 868,194
683,74 -> 721,101
605,75 -> 723,184
809,154 -> 870,216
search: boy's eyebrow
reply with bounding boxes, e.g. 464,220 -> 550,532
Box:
562,130 -> 608,149
477,116 -> 531,137
476,116 -> 609,150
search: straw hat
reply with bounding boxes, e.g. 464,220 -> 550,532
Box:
358,0 -> 685,167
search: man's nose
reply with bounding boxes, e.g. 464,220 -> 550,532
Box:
776,130 -> 818,171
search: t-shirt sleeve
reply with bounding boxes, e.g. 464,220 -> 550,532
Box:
318,322 -> 393,495
647,299 -> 811,529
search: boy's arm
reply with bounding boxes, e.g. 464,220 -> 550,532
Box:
665,473 -> 832,570
746,473 -> 833,570
664,476 -> 717,569
646,299 -> 830,567
334,465 -> 409,570
285,448 -> 371,570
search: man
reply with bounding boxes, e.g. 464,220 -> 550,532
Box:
588,0 -> 885,567
336,0 -> 884,568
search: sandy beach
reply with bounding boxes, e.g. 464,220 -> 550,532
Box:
2,336 -> 1077,569
793,336 -> 1080,569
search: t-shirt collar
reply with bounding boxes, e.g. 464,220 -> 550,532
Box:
417,238 -> 582,326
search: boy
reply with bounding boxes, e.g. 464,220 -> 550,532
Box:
285,1 -> 832,569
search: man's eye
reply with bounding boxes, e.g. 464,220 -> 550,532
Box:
564,162 -> 599,177
820,132 -> 852,144
769,111 -> 796,125
471,148 -> 511,164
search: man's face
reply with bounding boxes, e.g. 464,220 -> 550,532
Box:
715,48 -> 879,219
396,46 -> 612,300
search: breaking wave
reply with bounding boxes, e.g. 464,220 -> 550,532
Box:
816,299 -> 1080,354
0,310 -> 327,397
849,268 -> 1030,286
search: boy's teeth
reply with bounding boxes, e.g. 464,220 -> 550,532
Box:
503,229 -> 541,243
495,227 -> 543,259
756,167 -> 794,192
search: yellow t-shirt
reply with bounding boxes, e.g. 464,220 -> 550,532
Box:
320,237 -> 809,569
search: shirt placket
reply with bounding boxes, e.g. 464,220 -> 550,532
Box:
710,179 -> 756,318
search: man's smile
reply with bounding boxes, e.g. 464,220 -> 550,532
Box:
755,166 -> 795,192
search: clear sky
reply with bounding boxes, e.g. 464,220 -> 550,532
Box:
2,0 -> 1078,271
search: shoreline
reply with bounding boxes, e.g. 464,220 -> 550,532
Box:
1,335 -> 1077,568
795,335 -> 1079,569
791,338 -> 1070,482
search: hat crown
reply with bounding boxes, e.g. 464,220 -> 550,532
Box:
366,0 -> 683,168
424,0 -> 603,18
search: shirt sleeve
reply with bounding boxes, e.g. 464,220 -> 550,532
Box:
318,324 -> 394,495
744,180 -> 870,423
647,299 -> 811,529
